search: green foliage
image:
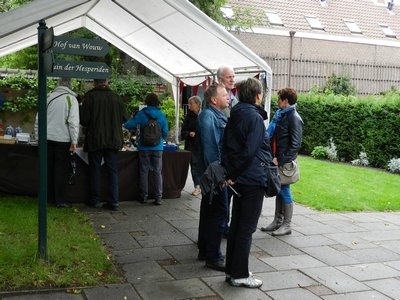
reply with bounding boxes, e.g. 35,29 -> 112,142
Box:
160,97 -> 183,130
0,74 -> 38,112
323,73 -> 356,96
189,0 -> 259,31
109,76 -> 153,115
0,0 -> 32,12
0,74 -> 77,112
0,46 -> 37,69
311,146 -> 327,159
109,76 -> 179,129
297,92 -> 400,168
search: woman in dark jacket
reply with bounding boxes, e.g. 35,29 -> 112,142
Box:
221,77 -> 272,288
181,96 -> 202,195
261,87 -> 303,236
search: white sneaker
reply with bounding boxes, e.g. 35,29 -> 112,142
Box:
230,275 -> 262,288
191,187 -> 201,196
226,271 -> 252,282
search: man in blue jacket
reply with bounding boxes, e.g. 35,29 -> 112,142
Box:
197,82 -> 229,272
123,93 -> 168,205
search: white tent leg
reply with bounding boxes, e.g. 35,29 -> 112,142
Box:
173,78 -> 180,145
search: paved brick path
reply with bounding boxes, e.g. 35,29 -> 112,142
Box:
2,179 -> 400,299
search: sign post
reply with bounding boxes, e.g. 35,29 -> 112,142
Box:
51,60 -> 111,79
37,19 -> 51,261
48,36 -> 111,79
37,24 -> 110,261
52,36 -> 110,57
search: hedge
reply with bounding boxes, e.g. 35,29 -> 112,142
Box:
270,93 -> 400,169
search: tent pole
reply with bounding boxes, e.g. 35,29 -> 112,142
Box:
174,79 -> 180,145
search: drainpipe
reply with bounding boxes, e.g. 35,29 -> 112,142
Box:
288,31 -> 296,87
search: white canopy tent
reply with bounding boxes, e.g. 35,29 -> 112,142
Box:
0,0 -> 273,136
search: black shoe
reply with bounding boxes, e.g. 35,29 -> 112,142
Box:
139,197 -> 147,204
154,199 -> 162,205
56,203 -> 72,208
102,203 -> 118,211
206,260 -> 225,272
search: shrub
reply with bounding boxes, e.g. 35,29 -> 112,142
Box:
351,151 -> 369,167
326,137 -> 338,161
109,75 -> 153,115
387,158 -> 400,174
297,93 -> 400,168
0,74 -> 39,112
0,74 -> 80,112
310,138 -> 338,161
160,97 -> 183,131
323,73 -> 356,96
311,146 -> 327,159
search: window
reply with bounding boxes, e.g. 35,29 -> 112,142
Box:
344,20 -> 362,34
380,24 -> 396,37
265,11 -> 284,26
220,5 -> 234,19
372,0 -> 387,4
305,16 -> 324,30
387,0 -> 394,11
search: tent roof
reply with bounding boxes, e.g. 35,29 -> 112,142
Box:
0,0 -> 272,86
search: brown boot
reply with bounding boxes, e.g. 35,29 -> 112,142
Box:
272,203 -> 293,236
261,197 -> 283,232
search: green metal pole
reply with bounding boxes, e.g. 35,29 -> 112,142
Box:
37,19 -> 48,261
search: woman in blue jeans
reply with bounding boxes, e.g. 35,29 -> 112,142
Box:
261,87 -> 303,236
123,93 -> 168,205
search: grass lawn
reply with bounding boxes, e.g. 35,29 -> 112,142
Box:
0,196 -> 123,291
292,155 -> 400,212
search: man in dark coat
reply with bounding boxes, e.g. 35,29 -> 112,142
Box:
80,78 -> 128,210
181,95 -> 202,195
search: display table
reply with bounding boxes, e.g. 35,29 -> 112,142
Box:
0,144 -> 191,202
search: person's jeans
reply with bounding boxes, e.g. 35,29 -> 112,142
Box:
198,187 -> 228,263
225,184 -> 264,279
47,140 -> 70,205
190,151 -> 202,187
139,151 -> 163,200
279,184 -> 293,204
88,149 -> 119,207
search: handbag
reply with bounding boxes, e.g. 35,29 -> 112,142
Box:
278,160 -> 300,185
265,165 -> 281,197
256,153 -> 281,198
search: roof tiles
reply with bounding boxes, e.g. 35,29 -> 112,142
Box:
228,0 -> 400,40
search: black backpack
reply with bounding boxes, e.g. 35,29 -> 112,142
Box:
141,110 -> 162,146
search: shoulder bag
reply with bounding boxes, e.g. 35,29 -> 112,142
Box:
279,160 -> 300,185
256,152 -> 281,198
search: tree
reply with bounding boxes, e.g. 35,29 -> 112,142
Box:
0,0 -> 32,12
189,0 -> 260,31
0,0 -> 35,69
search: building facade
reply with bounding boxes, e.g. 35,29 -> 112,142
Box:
228,0 -> 400,95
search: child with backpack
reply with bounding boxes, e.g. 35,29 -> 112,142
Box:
123,93 -> 169,205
